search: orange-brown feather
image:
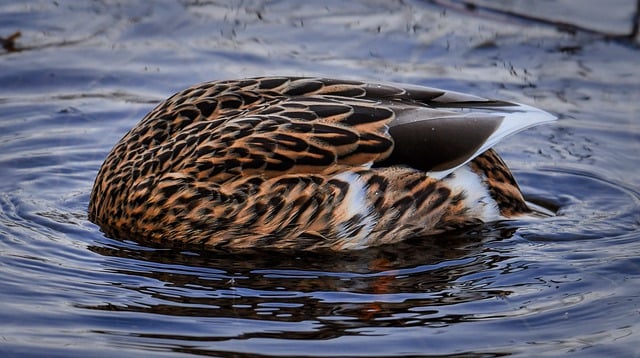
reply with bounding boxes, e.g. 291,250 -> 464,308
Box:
89,77 -> 534,251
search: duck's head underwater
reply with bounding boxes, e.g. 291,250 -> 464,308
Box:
89,77 -> 556,251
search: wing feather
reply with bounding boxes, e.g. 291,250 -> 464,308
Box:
126,76 -> 555,182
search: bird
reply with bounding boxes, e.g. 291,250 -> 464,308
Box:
89,76 -> 556,251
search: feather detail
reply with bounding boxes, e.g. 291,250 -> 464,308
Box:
89,77 -> 557,250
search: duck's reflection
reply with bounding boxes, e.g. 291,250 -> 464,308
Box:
86,225 -> 519,339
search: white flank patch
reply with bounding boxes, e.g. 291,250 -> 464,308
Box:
444,166 -> 502,221
333,172 -> 370,218
331,171 -> 376,249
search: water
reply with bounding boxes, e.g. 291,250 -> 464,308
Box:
1,1 -> 639,356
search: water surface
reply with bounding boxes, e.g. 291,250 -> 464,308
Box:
1,1 -> 639,356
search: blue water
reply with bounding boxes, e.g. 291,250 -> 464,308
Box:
1,1 -> 639,356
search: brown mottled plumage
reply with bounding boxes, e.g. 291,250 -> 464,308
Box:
89,77 -> 556,250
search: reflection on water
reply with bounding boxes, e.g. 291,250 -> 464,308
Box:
86,232 -> 510,331
80,228 -> 530,356
1,0 -> 640,356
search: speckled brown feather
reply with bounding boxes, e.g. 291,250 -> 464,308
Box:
89,77 -> 554,251
469,149 -> 529,217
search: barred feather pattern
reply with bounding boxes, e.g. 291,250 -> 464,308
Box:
89,77 -> 547,250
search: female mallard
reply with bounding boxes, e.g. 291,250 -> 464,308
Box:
89,77 -> 556,251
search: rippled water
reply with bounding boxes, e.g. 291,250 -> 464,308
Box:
1,1 -> 639,357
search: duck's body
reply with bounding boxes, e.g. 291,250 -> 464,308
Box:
89,77 -> 556,250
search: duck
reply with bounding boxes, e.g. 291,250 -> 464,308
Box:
89,76 -> 556,251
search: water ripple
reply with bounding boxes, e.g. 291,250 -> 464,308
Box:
1,0 -> 639,356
